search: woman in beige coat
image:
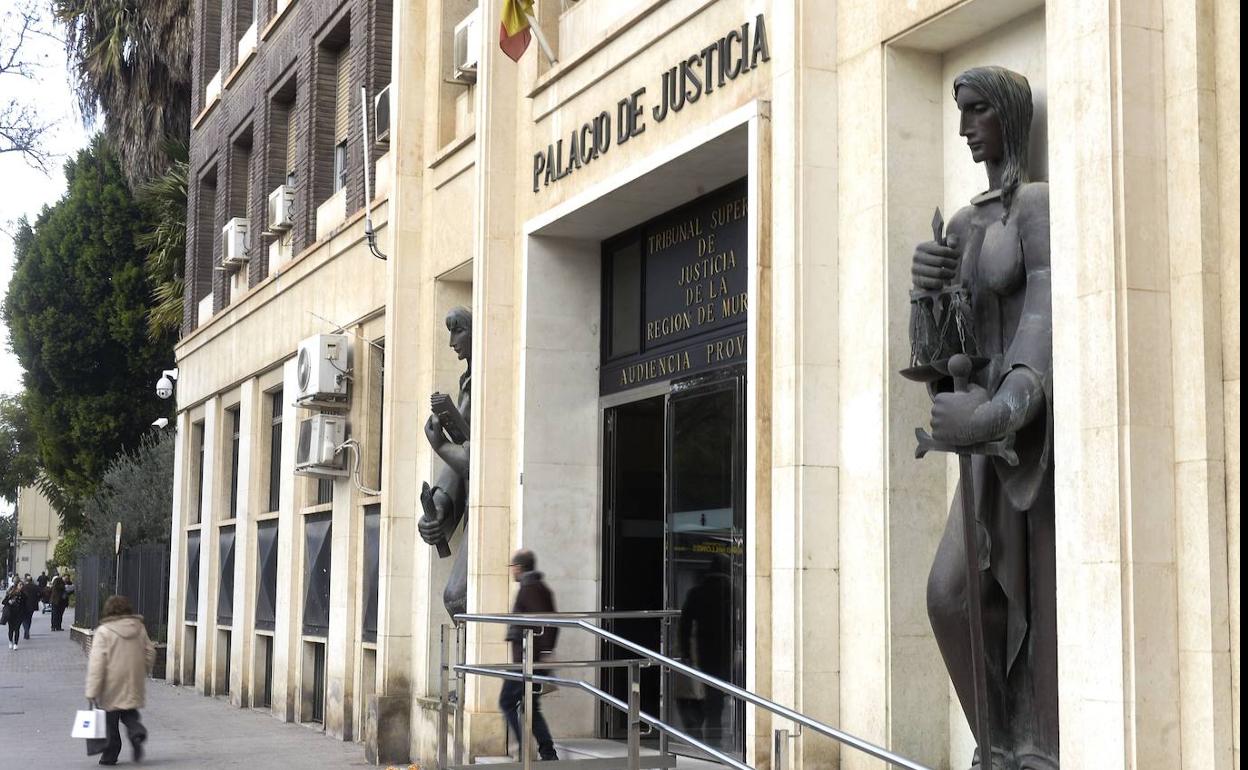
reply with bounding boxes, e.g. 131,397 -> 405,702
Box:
85,595 -> 156,765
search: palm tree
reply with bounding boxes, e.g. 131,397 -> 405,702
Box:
136,140 -> 188,342
55,0 -> 192,185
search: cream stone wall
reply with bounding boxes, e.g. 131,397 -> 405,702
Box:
16,486 -> 60,574
165,1 -> 1237,767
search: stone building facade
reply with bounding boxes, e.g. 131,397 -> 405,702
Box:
165,0 -> 1240,768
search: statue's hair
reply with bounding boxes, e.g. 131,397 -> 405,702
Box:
953,66 -> 1033,221
445,306 -> 472,334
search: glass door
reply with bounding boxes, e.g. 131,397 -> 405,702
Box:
600,395 -> 666,738
665,368 -> 746,757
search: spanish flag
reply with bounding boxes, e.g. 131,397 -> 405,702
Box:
500,0 -> 534,62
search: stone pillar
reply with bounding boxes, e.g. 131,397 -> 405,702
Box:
1161,1 -> 1236,767
766,1 -> 843,768
195,395 -> 222,693
1048,0 -> 1235,766
463,0 -> 520,756
272,360 -> 302,721
229,378 -> 260,706
369,0 -> 422,762
166,410 -> 189,684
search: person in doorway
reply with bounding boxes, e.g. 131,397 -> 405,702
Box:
3,580 -> 28,649
678,553 -> 734,742
21,574 -> 40,639
49,575 -> 68,631
85,595 -> 155,766
500,548 -> 560,762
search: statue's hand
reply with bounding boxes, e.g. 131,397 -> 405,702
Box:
931,385 -> 1007,445
912,236 -> 961,291
424,414 -> 446,448
418,483 -> 449,545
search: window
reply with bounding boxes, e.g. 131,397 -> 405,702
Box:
203,0 -> 223,94
361,504 -> 380,643
227,407 -> 241,519
194,169 -> 218,325
217,525 -> 236,624
255,520 -> 279,631
332,44 -> 351,193
267,390 -> 283,513
302,512 -> 332,636
192,421 -> 206,524
185,530 -> 202,621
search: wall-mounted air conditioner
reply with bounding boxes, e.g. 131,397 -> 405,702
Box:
374,85 -> 391,144
296,333 -> 350,407
206,69 -> 223,104
267,185 -> 294,232
452,9 -> 480,84
295,414 -> 348,477
222,218 -> 250,268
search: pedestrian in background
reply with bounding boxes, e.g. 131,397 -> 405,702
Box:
85,595 -> 155,766
50,575 -> 68,631
3,580 -> 28,649
21,574 -> 40,639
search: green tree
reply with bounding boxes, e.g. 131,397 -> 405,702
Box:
55,0 -> 191,185
2,138 -> 175,523
0,394 -> 41,504
79,428 -> 173,556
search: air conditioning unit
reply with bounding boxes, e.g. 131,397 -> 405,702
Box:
452,9 -> 480,84
267,185 -> 294,232
295,414 -> 348,478
296,333 -> 350,407
206,69 -> 223,104
222,217 -> 250,268
374,85 -> 391,144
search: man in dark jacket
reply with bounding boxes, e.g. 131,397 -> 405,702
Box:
499,548 -> 559,761
21,576 -> 41,639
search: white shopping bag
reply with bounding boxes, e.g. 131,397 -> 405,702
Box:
72,708 -> 107,739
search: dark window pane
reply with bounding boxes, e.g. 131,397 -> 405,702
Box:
255,520 -> 279,631
609,241 -> 642,358
193,422 -> 206,524
268,391 -> 283,513
302,512 -> 332,636
229,409 -> 241,518
217,526 -> 236,624
317,478 -> 333,505
362,504 -> 380,643
185,531 -> 201,622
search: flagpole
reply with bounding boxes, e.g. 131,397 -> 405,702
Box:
524,11 -> 558,64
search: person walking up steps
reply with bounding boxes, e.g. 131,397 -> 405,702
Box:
3,580 -> 28,649
499,548 -> 560,762
85,595 -> 156,766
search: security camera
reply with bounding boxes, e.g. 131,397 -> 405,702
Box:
151,417 -> 169,429
155,368 -> 179,400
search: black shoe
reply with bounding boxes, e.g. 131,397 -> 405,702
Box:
539,753 -> 559,762
132,734 -> 145,763
98,760 -> 118,766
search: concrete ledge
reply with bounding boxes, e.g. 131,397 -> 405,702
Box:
69,625 -> 168,680
364,694 -> 410,765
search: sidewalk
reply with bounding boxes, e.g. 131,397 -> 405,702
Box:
0,606 -> 371,768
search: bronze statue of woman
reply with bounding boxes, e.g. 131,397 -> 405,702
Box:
418,306 -> 472,618
909,67 -> 1057,770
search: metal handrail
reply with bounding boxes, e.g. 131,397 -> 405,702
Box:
455,665 -> 749,770
457,612 -> 932,770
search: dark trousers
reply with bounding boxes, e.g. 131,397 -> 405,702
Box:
102,709 -> 146,764
21,609 -> 32,638
499,679 -> 556,760
51,604 -> 65,630
6,620 -> 20,644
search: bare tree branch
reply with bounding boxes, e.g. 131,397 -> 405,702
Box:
0,1 -> 60,172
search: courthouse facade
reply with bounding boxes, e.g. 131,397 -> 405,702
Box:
165,0 -> 1240,767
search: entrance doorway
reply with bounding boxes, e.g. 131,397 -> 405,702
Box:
600,367 -> 746,757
